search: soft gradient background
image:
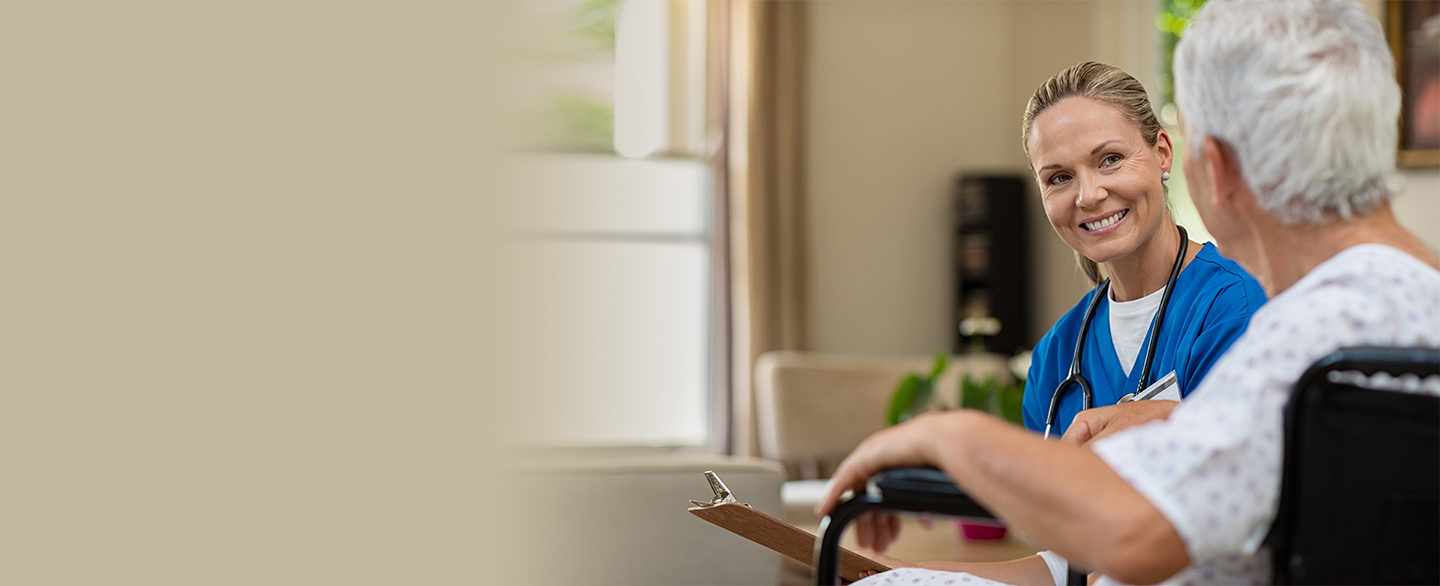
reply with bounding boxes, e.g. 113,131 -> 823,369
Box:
2,2 -> 505,583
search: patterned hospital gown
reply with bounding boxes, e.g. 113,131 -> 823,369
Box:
853,244 -> 1440,586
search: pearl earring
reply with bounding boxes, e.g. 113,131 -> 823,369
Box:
1162,171 -> 1171,181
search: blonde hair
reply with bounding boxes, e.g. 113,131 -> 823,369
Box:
1021,62 -> 1166,285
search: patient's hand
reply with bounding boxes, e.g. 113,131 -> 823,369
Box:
1062,400 -> 1180,447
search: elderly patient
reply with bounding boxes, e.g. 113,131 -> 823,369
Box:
818,1 -> 1440,584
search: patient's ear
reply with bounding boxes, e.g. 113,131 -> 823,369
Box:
1201,136 -> 1246,210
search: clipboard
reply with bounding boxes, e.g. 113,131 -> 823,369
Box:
688,471 -> 890,583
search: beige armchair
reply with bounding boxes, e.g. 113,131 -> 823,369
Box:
513,454 -> 785,585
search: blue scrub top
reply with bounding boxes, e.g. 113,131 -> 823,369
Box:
1022,242 -> 1267,436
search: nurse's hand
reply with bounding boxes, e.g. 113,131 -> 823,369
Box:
1062,400 -> 1180,447
852,511 -> 902,552
849,510 -> 937,553
854,551 -> 920,580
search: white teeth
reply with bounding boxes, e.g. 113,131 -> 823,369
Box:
1084,210 -> 1126,231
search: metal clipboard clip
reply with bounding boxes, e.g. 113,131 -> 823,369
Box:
690,470 -> 743,508
1118,370 -> 1180,404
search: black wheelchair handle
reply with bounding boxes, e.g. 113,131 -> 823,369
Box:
813,467 -> 997,585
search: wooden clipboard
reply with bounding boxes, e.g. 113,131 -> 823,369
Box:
689,501 -> 890,582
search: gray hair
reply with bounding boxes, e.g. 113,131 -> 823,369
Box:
1174,0 -> 1401,224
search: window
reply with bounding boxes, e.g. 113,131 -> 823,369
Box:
502,0 -> 715,447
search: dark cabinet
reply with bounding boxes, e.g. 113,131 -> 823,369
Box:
953,175 -> 1031,356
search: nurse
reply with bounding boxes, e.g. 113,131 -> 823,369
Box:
1019,62 -> 1266,437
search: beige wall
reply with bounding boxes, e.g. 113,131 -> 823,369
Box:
806,0 -> 1440,356
1396,168 -> 1440,253
807,1 -> 1137,354
807,1 -> 1015,355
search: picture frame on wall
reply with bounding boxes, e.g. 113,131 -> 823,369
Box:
1388,0 -> 1440,167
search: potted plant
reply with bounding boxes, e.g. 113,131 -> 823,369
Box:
886,352 -> 950,426
888,350 -> 1029,539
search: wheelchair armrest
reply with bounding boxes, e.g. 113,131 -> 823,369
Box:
868,467 -> 995,519
813,467 -> 997,585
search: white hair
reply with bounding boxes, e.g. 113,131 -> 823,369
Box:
1174,0 -> 1401,224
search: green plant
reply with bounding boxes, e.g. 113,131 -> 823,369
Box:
960,374 -> 1025,426
886,352 -> 947,426
888,351 -> 1027,426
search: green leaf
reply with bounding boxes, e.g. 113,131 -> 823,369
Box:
929,351 -> 949,380
997,383 -> 1025,425
910,379 -> 934,421
888,375 -> 921,426
960,374 -> 989,411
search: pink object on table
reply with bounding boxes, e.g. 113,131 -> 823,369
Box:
959,521 -> 1007,540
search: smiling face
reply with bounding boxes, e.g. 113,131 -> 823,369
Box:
1027,97 -> 1173,266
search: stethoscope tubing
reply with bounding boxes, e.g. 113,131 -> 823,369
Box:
1132,225 -> 1189,398
1043,226 -> 1189,439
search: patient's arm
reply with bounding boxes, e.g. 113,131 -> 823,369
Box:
916,556 -> 1054,585
1062,400 -> 1179,447
818,411 -> 1190,584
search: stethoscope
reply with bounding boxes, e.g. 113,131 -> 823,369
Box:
1043,225 -> 1189,439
